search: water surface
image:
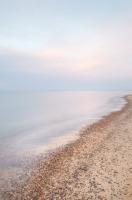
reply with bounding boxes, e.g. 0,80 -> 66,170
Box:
0,91 -> 129,184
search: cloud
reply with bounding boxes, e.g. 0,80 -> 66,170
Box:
0,7 -> 132,91
0,46 -> 105,77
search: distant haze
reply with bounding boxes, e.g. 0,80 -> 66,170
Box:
0,0 -> 132,91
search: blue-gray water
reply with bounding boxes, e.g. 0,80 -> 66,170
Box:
0,91 -> 130,191
0,91 -> 128,158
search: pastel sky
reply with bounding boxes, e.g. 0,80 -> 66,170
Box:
0,0 -> 132,90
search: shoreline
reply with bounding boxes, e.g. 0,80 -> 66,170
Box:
3,95 -> 132,199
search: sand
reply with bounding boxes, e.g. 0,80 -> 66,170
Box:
3,95 -> 132,200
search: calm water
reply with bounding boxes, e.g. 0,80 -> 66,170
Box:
0,91 -> 130,193
0,91 -> 129,168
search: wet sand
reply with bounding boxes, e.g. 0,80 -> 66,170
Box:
2,95 -> 132,200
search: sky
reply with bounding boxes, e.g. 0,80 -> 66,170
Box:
0,0 -> 132,91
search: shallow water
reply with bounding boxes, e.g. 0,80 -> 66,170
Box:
0,91 -> 129,165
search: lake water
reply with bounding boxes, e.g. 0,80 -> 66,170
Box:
0,91 -> 130,194
0,91 -> 129,160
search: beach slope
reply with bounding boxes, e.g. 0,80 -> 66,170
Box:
8,95 -> 132,200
